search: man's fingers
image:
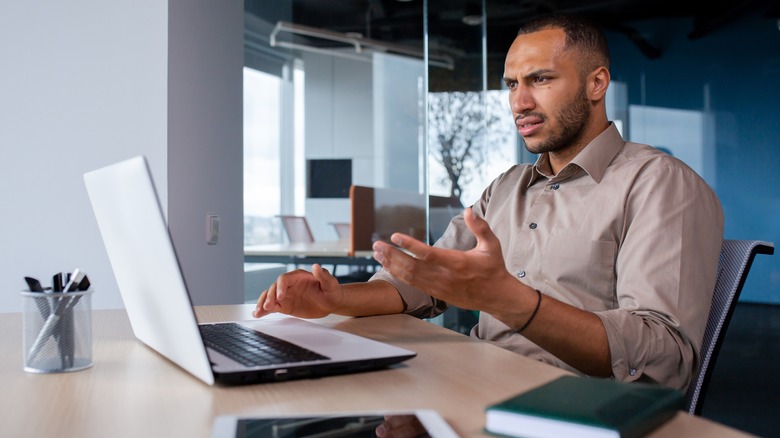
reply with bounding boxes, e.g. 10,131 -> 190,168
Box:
373,238 -> 421,267
261,282 -> 280,311
373,239 -> 448,292
463,207 -> 500,252
253,290 -> 272,318
312,263 -> 338,290
276,269 -> 311,302
388,233 -> 433,261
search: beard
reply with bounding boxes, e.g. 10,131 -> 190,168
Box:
525,85 -> 591,155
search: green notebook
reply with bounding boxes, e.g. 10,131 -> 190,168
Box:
484,375 -> 684,438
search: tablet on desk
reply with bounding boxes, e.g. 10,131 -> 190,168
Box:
211,409 -> 459,438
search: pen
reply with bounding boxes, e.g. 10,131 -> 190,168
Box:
58,270 -> 86,368
59,273 -> 90,368
52,272 -> 64,292
24,277 -> 52,320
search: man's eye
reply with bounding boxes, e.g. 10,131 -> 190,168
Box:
533,77 -> 550,84
505,81 -> 518,90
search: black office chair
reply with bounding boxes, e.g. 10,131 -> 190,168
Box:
684,239 -> 775,415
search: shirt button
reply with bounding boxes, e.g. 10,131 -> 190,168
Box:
517,270 -> 526,278
529,223 -> 537,230
629,368 -> 637,376
551,183 -> 560,190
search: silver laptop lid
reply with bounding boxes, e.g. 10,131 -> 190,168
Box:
84,155 -> 215,385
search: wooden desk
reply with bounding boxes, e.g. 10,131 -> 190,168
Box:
245,242 -> 378,267
0,305 -> 754,438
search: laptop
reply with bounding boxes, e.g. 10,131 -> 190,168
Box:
83,155 -> 416,385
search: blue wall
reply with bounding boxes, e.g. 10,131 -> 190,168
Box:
605,13 -> 780,303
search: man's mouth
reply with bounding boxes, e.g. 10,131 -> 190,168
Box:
516,116 -> 544,136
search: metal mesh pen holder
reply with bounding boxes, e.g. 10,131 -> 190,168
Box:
22,289 -> 93,373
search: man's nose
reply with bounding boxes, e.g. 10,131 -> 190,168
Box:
510,85 -> 534,114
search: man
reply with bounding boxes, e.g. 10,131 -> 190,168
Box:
253,14 -> 724,391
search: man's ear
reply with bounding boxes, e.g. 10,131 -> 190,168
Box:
587,66 -> 610,101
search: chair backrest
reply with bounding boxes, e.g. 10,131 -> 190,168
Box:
278,215 -> 315,243
684,239 -> 774,415
330,222 -> 351,240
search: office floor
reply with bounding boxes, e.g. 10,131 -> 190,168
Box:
700,302 -> 780,438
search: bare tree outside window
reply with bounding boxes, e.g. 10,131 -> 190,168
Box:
428,90 -> 515,205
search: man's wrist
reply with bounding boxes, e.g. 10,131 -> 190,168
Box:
516,289 -> 542,333
486,277 -> 541,328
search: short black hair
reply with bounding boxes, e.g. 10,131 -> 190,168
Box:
517,14 -> 610,74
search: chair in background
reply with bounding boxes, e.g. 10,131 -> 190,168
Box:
278,215 -> 314,244
329,222 -> 351,240
277,215 -> 319,270
278,215 -> 348,275
684,239 -> 775,415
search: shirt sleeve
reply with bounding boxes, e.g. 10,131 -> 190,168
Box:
594,158 -> 724,390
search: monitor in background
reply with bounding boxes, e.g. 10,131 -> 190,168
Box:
307,159 -> 352,198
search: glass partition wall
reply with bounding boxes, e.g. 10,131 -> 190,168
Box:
424,0 -> 520,332
426,0 -> 517,212
244,0 -> 427,248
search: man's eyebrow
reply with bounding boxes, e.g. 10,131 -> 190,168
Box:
522,68 -> 556,79
503,68 -> 556,83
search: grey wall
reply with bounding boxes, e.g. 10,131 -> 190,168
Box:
168,0 -> 244,306
0,0 -> 244,312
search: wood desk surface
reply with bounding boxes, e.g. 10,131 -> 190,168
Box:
0,305 -> 754,438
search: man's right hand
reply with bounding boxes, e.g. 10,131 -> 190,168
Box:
252,263 -> 342,319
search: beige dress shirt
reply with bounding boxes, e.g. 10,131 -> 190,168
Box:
371,123 -> 724,390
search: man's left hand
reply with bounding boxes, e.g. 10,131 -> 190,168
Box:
372,207 -> 517,313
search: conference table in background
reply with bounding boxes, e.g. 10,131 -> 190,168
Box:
0,305 -> 755,438
245,241 -> 379,268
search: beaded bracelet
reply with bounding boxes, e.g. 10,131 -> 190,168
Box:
517,289 -> 542,334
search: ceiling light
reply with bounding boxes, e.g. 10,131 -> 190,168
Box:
462,1 -> 483,26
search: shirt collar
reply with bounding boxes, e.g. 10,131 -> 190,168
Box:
529,123 -> 624,186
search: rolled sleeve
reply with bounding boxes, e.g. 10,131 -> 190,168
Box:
369,269 -> 448,318
596,310 -> 696,389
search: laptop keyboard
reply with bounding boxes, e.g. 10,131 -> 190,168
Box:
199,323 -> 329,367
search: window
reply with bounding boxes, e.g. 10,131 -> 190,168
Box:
428,90 -> 517,206
243,67 -> 282,245
243,62 -> 306,245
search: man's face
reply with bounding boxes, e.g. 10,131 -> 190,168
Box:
503,28 -> 592,155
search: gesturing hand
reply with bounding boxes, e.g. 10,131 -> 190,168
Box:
372,207 -> 516,314
252,264 -> 342,319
